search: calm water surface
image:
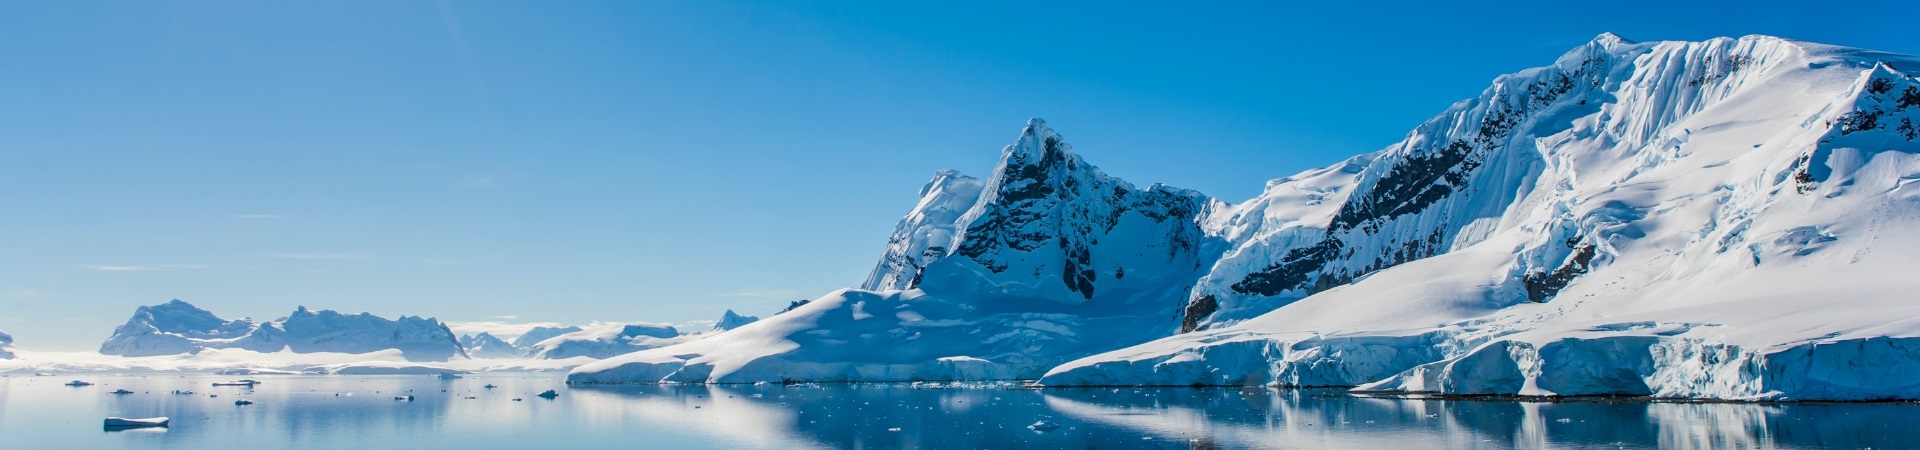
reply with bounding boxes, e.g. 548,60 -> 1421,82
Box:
1,373 -> 1915,449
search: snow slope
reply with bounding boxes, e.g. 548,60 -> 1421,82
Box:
1040,34 -> 1920,400
98,300 -> 467,362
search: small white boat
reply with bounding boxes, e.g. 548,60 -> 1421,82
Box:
103,417 -> 170,428
393,395 -> 414,401
211,380 -> 257,387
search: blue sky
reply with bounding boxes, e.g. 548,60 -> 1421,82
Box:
3,1 -> 1916,350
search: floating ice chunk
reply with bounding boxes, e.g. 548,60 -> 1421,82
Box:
1028,421 -> 1061,432
536,389 -> 559,399
103,417 -> 170,429
234,399 -> 253,405
64,380 -> 92,387
109,389 -> 134,395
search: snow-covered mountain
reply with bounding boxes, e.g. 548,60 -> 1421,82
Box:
99,300 -> 467,361
459,332 -> 520,359
572,119 -> 1224,383
1041,34 -> 1920,401
713,310 -> 760,331
511,326 -> 582,350
0,330 -> 14,359
99,299 -> 261,357
575,34 -> 1920,400
526,323 -> 685,359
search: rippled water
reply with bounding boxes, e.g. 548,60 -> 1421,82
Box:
1,374 -> 1916,449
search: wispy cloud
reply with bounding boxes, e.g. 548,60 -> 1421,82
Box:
81,263 -> 208,271
232,214 -> 284,219
269,253 -> 368,260
493,315 -> 518,320
677,319 -> 718,330
715,289 -> 801,300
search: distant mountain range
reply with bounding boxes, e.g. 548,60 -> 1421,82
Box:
86,299 -> 764,363
98,299 -> 467,361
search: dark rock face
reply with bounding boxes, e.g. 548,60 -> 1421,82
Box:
1179,295 -> 1219,334
927,119 -> 1216,306
1225,54 -> 1607,302
1525,242 -> 1597,303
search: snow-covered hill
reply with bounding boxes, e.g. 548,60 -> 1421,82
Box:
98,300 -> 467,361
1040,34 -> 1920,400
574,34 -> 1920,400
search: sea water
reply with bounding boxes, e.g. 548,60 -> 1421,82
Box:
2,374 -> 1916,449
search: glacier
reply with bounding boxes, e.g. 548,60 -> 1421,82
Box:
572,34 -> 1920,400
98,300 -> 467,362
